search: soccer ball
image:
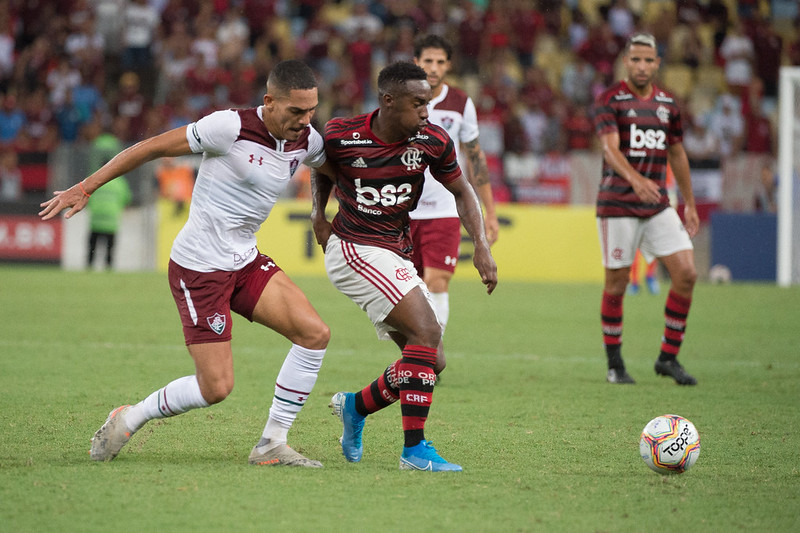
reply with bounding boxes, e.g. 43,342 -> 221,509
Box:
639,414 -> 701,474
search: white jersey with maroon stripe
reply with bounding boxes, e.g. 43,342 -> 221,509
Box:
171,106 -> 325,272
409,84 -> 480,220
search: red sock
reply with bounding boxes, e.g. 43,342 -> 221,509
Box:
601,291 -> 624,359
398,345 -> 437,448
660,290 -> 692,359
355,360 -> 400,415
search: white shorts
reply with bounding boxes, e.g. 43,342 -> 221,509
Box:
325,233 -> 435,340
597,207 -> 693,269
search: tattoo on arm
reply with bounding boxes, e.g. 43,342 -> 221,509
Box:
463,139 -> 490,187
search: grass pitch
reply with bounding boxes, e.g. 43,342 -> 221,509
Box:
1,266 -> 798,532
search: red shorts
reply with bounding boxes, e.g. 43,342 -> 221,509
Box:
409,217 -> 461,275
168,253 -> 282,345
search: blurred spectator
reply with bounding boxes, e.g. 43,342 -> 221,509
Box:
749,16 -> 782,99
577,22 -> 624,83
509,0 -> 545,69
242,0 -> 278,46
94,0 -> 127,56
185,54 -> 224,113
19,88 -> 58,152
385,22 -> 416,64
753,162 -> 777,213
607,0 -> 635,39
217,6 -> 250,66
709,93 -> 745,159
339,0 -> 384,42
46,55 -> 82,108
13,36 -> 54,94
744,108 -> 776,156
456,0 -> 484,75
297,11 -> 341,84
563,104 -> 594,151
154,20 -> 196,105
719,20 -> 754,96
0,90 -> 26,146
55,89 -> 88,142
64,12 -> 106,73
345,29 -> 375,106
519,98 -> 549,155
669,20 -> 711,69
328,62 -> 363,119
113,72 -> 147,142
789,20 -> 800,65
567,7 -> 590,53
0,9 -> 14,91
191,22 -> 220,69
561,56 -> 595,107
0,149 -> 22,201
121,0 -> 160,75
683,114 -> 721,163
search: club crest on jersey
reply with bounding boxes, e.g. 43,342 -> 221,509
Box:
401,147 -> 423,170
656,105 -> 670,124
207,313 -> 226,335
441,117 -> 454,130
395,267 -> 412,282
289,157 -> 299,176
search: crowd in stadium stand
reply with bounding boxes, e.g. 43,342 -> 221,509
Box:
0,0 -> 798,203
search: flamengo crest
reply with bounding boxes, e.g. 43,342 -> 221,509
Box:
401,147 -> 423,170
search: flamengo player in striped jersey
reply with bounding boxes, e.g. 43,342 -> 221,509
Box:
592,32 -> 699,386
311,61 -> 497,472
39,60 -> 332,466
409,35 -> 499,337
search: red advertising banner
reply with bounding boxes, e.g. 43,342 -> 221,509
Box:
0,215 -> 62,261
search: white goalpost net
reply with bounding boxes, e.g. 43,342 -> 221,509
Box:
777,67 -> 800,287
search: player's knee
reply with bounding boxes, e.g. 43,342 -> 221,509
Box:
418,320 -> 443,347
201,379 -> 234,405
296,319 -> 330,350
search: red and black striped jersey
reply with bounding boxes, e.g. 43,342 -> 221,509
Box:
324,109 -> 461,258
592,80 -> 683,218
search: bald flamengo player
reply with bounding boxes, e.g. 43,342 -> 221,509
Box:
593,32 -> 699,386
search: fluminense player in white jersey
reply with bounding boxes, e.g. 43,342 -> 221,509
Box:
39,60 -> 331,467
410,35 -> 499,337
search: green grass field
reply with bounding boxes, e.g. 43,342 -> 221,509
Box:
1,266 -> 798,532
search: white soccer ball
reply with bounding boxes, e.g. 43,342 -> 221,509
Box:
639,414 -> 701,474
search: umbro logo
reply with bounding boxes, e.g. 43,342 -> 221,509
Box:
627,109 -> 637,117
351,157 -> 367,168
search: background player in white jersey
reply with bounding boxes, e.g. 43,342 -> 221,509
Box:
410,35 -> 499,336
592,33 -> 699,386
39,60 -> 331,467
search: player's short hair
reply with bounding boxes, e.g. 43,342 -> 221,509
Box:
377,61 -> 428,98
267,60 -> 317,95
413,34 -> 453,60
625,32 -> 658,54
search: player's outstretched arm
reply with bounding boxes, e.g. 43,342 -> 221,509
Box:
445,174 -> 497,294
310,161 -> 336,249
39,127 -> 192,221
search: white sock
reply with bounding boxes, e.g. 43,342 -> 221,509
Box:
260,344 -> 326,445
430,291 -> 450,334
124,375 -> 209,432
